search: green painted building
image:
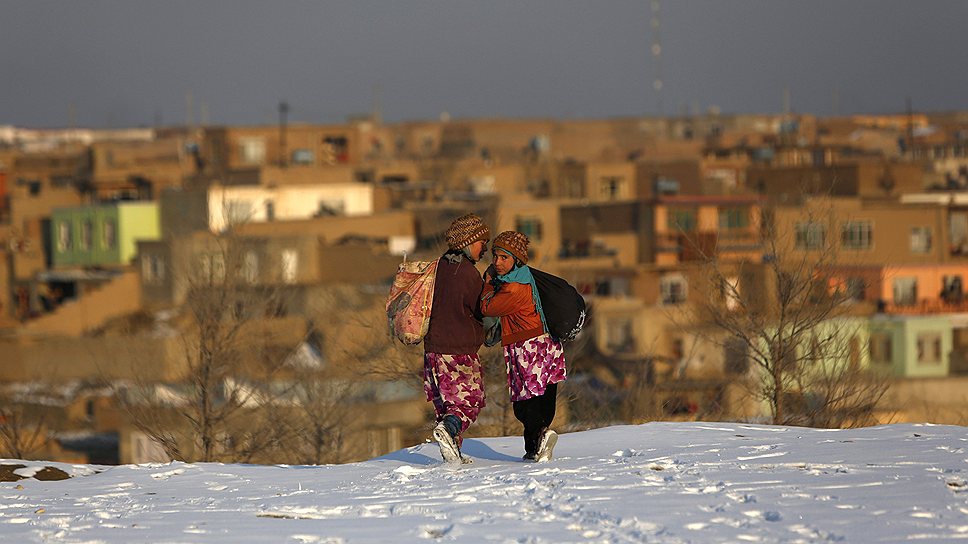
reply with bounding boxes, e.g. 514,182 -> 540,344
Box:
51,202 -> 160,268
868,315 -> 951,378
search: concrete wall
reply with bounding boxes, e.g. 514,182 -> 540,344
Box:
0,333 -> 185,383
207,184 -> 374,232
23,271 -> 142,337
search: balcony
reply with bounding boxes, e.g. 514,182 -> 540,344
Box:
559,240 -> 618,260
654,229 -> 761,264
881,298 -> 968,315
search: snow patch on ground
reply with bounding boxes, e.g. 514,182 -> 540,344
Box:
1,422 -> 967,542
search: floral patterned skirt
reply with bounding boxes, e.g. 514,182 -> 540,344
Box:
504,333 -> 567,402
423,352 -> 486,434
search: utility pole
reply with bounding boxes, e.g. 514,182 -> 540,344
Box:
278,100 -> 289,168
650,0 -> 663,117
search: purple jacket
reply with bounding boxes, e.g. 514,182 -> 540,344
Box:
424,253 -> 485,355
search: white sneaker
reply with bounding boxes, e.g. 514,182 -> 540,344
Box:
536,430 -> 558,463
432,423 -> 462,463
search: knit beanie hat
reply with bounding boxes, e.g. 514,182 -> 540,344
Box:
446,213 -> 490,250
492,230 -> 530,264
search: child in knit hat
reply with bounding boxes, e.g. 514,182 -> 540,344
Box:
481,231 -> 566,462
424,213 -> 490,463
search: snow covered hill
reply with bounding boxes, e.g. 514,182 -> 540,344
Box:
2,422 -> 967,543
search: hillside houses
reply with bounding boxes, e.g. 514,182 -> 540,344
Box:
2,111 -> 968,464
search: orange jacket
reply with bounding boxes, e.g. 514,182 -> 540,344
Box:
481,281 -> 544,345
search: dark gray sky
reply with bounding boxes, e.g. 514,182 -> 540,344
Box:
3,1 -> 967,128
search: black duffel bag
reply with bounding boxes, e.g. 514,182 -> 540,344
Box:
531,267 -> 586,342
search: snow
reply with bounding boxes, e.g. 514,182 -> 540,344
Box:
2,422 -> 968,542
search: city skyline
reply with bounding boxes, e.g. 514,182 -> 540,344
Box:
2,1 -> 967,129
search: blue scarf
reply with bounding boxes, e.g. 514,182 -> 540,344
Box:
495,249 -> 548,334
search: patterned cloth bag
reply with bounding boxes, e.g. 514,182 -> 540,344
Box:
386,259 -> 439,345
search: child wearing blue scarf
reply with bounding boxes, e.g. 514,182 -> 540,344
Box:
481,231 -> 567,462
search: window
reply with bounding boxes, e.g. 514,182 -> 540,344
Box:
141,254 -> 166,284
291,149 -> 314,165
910,227 -> 932,254
563,176 -> 584,199
516,217 -> 543,242
942,275 -> 964,303
281,249 -> 298,284
660,274 -> 688,304
322,136 -> 349,164
846,276 -> 866,302
239,137 -> 266,165
599,176 -> 626,200
668,209 -> 697,232
198,253 -> 225,284
243,251 -> 259,284
80,220 -> 93,251
606,318 -> 634,353
718,208 -> 749,230
225,200 -> 253,225
723,276 -> 740,311
869,332 -> 892,364
57,221 -> 72,252
893,277 -> 918,306
102,219 -> 116,250
795,222 -> 826,249
265,200 -> 275,222
916,332 -> 942,365
841,220 -> 873,250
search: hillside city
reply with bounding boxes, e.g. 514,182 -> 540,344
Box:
1,110 -> 968,467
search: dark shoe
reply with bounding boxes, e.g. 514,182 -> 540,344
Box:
442,414 -> 462,437
522,452 -> 537,462
536,430 -> 558,462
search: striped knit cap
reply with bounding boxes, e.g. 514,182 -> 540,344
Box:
492,230 -> 530,264
445,213 -> 490,250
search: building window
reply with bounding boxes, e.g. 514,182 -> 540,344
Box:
723,276 -> 741,311
668,209 -> 697,232
239,138 -> 266,165
795,222 -> 826,249
599,176 -> 626,200
606,318 -> 634,353
57,221 -> 72,252
660,274 -> 688,305
942,275 -> 964,304
316,199 -> 345,216
141,254 -> 166,284
718,207 -> 749,229
893,277 -> 917,306
845,276 -> 866,302
841,220 -> 873,250
869,332 -> 892,364
322,136 -> 349,164
243,251 -> 259,284
102,219 -> 116,250
563,176 -> 584,199
291,149 -> 314,165
198,253 -> 225,284
916,332 -> 942,365
910,227 -> 932,254
516,217 -> 543,242
225,199 -> 253,226
80,220 -> 93,251
281,249 -> 298,284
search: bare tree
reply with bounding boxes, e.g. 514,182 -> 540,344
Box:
120,231 -> 303,463
0,389 -> 51,459
688,198 -> 889,426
